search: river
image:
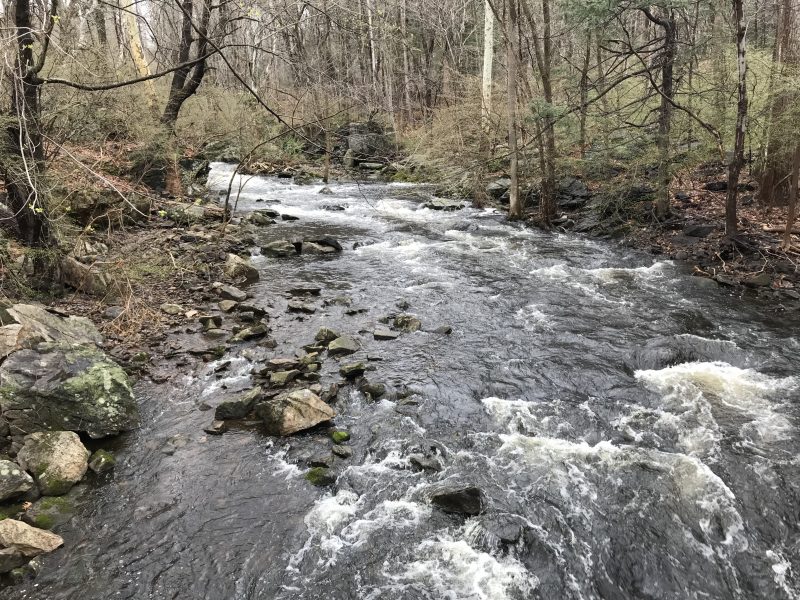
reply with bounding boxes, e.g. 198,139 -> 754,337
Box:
9,165 -> 800,599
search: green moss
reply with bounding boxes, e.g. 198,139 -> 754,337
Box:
305,467 -> 335,487
0,502 -> 23,520
331,430 -> 351,444
32,514 -> 55,530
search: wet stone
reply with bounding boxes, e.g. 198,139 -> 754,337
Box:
373,329 -> 400,341
332,445 -> 353,459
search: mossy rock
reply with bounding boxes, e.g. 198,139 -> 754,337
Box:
88,450 -> 116,474
0,342 -> 139,439
22,493 -> 78,530
305,467 -> 336,487
330,430 -> 350,444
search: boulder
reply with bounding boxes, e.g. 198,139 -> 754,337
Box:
429,485 -> 485,516
218,300 -> 238,313
348,133 -> 391,159
248,212 -> 276,226
224,254 -> 259,284
319,187 -> 334,195
281,214 -> 300,221
394,314 -> 422,332
557,176 -> 591,209
261,357 -> 302,373
287,301 -> 316,314
0,459 -> 35,502
22,492 -> 79,530
0,304 -> 101,347
0,342 -> 138,439
328,336 -> 359,356
230,324 -> 268,342
0,519 -> 63,573
486,178 -> 511,199
262,240 -> 298,257
683,223 -> 716,238
16,432 -> 89,496
305,466 -> 336,486
214,387 -> 262,420
256,389 -> 336,436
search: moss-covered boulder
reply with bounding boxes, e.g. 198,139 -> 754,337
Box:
88,450 -> 116,474
0,342 -> 139,439
21,489 -> 82,530
16,432 -> 89,496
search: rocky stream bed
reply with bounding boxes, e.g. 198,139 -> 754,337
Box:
1,165 -> 799,599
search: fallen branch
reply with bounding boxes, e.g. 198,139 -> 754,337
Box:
763,225 -> 800,234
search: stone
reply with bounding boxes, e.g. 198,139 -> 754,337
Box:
231,324 -> 269,342
486,178 -> 511,199
199,314 -> 223,329
373,329 -> 400,341
332,445 -> 353,459
683,223 -> 716,238
429,485 -> 485,516
328,336 -> 359,356
214,387 -> 262,420
348,131 -> 391,159
217,284 -> 248,302
322,204 -> 346,212
287,301 -> 316,314
102,306 -> 124,320
394,314 -> 422,332
0,304 -> 101,347
306,237 -> 342,252
281,214 -> 300,221
224,254 -> 260,284
60,256 -> 116,297
423,199 -> 464,211
315,327 -> 340,344
330,430 -> 350,444
432,325 -> 453,335
358,380 -> 386,399
287,286 -> 322,296
305,467 -> 336,486
16,432 -> 89,496
704,181 -> 727,192
88,450 -> 116,474
262,357 -> 302,373
744,273 -> 772,288
303,242 -> 338,255
0,342 -> 139,439
262,240 -> 298,257
409,454 -> 443,472
269,370 -> 301,387
256,389 -> 336,436
21,489 -> 82,531
308,454 -> 334,468
0,519 -> 63,573
160,303 -> 183,315
248,212 -> 275,226
218,300 -> 238,312
0,459 -> 34,502
204,420 -> 227,435
339,362 -> 366,379
319,186 -> 334,195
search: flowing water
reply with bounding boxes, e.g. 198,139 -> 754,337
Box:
9,165 -> 800,599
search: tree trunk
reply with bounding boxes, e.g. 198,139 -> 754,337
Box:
784,146 -> 800,249
507,0 -> 521,219
122,2 -> 160,116
726,0 -> 748,237
578,34 -> 591,158
481,0 -> 494,140
2,0 -> 54,248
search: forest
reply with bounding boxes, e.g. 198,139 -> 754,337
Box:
0,1 -> 799,599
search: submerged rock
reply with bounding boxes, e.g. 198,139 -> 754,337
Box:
0,519 -> 63,573
330,430 -> 350,444
303,242 -> 338,255
429,485 -> 485,516
0,342 -> 139,439
16,432 -> 89,496
257,389 -> 336,436
0,459 -> 35,502
305,466 -> 336,487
